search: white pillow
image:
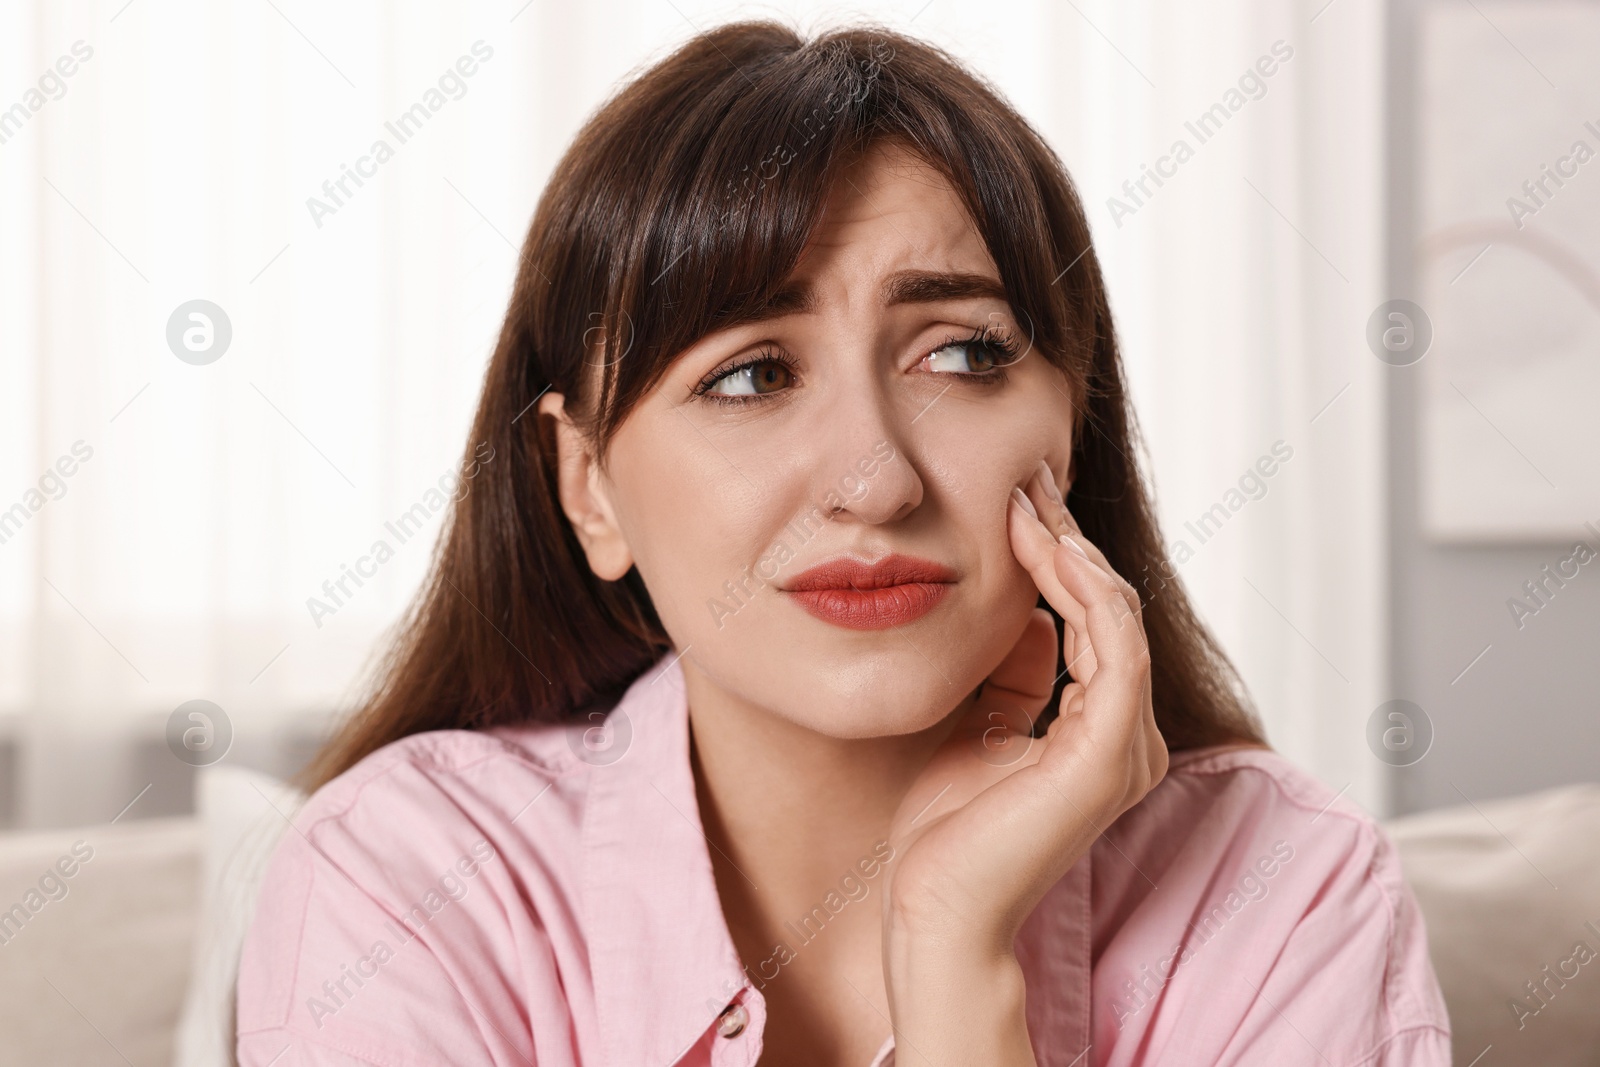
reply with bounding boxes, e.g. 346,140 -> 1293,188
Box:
0,816 -> 199,1067
1386,783 -> 1600,1066
172,765 -> 307,1067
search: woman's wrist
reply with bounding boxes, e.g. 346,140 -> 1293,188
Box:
883,907 -> 1037,1067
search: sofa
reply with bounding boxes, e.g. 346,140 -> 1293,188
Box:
1,768 -> 1596,1066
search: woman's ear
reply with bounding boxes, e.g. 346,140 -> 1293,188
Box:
538,391 -> 635,581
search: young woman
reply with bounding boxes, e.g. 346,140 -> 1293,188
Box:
236,22 -> 1449,1067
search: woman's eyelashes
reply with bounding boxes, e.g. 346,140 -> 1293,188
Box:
691,325 -> 1022,406
919,324 -> 1021,380
693,346 -> 799,402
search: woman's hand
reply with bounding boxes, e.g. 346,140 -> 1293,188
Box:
879,459 -> 1168,1065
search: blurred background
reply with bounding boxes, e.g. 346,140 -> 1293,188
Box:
0,1 -> 1597,1064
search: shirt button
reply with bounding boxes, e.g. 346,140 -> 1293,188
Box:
716,1003 -> 749,1038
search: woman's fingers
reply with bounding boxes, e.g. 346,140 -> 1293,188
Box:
1027,458 -> 1072,539
1008,488 -> 1097,682
1011,457 -> 1147,682
1025,460 -> 1146,624
1009,458 -> 1159,779
1046,681 -> 1086,739
1049,544 -> 1149,740
1060,552 -> 1146,673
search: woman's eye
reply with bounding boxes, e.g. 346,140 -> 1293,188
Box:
705,359 -> 795,396
923,339 -> 1002,375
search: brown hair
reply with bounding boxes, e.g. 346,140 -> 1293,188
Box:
303,20 -> 1262,790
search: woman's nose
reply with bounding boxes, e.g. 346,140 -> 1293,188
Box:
809,380 -> 923,525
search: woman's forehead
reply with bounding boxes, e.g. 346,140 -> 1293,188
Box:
791,146 -> 999,297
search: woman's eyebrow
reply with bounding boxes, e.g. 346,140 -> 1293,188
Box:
882,269 -> 1008,306
721,269 -> 1008,331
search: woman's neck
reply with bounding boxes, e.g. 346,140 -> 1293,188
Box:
681,660 -> 973,1061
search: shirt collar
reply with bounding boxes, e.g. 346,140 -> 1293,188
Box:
581,651 -> 752,1067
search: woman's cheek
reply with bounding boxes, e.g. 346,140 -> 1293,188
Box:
619,487 -> 781,642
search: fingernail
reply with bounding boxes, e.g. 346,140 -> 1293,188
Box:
1010,486 -> 1038,519
1059,532 -> 1088,558
1036,459 -> 1062,503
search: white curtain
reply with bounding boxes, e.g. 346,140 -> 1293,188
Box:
0,0 -> 1389,827
1038,1 -> 1391,814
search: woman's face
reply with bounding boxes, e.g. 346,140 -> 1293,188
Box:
548,140 -> 1076,738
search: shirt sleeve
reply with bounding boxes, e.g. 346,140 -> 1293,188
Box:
234,759 -> 543,1067
1208,825 -> 1452,1067
1090,754 -> 1453,1067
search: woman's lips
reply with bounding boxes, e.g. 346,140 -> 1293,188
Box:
781,554 -> 957,630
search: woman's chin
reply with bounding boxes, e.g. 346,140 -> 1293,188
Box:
770,657 -> 983,740
676,595 -> 1035,738
808,704 -> 949,740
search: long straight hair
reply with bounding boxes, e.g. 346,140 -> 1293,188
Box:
303,21 -> 1262,790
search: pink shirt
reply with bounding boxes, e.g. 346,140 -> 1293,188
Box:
236,653 -> 1450,1066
